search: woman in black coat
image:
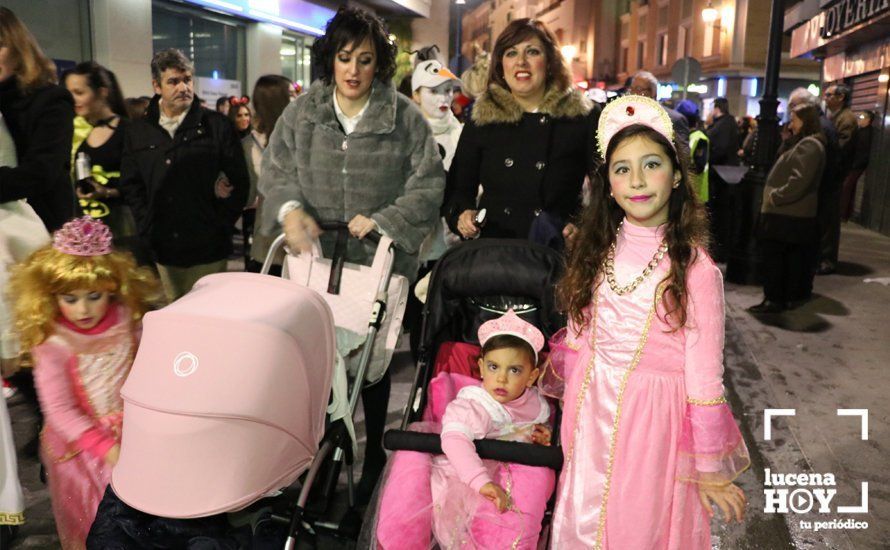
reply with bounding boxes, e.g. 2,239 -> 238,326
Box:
0,7 -> 75,232
443,18 -> 599,246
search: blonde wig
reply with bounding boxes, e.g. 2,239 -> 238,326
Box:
9,245 -> 160,350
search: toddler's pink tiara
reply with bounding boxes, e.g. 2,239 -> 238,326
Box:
478,309 -> 545,363
597,95 -> 674,157
52,216 -> 113,256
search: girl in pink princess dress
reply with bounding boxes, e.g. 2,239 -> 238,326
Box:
375,309 -> 556,549
543,95 -> 750,549
9,217 -> 158,549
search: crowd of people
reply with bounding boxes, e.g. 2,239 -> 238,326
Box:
0,2 -> 876,548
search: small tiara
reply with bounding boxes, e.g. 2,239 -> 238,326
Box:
597,95 -> 674,157
478,309 -> 545,363
52,216 -> 113,256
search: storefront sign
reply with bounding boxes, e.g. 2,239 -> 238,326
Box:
821,0 -> 890,39
195,77 -> 242,106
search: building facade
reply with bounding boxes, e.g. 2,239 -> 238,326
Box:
460,0 -> 821,118
787,0 -> 890,236
10,0 -> 432,100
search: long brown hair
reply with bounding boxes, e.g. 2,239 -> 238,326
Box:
489,19 -> 572,93
0,7 -> 57,92
558,125 -> 709,331
252,74 -> 292,136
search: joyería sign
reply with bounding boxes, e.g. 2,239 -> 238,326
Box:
820,0 -> 890,39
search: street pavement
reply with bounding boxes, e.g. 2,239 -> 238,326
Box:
7,223 -> 889,548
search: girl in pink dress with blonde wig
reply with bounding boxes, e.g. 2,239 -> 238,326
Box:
9,217 -> 158,549
543,95 -> 750,549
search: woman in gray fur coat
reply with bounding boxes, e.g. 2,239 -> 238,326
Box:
258,8 -> 445,280
257,7 -> 444,503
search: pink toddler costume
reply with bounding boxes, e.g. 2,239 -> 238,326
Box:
33,303 -> 136,549
544,220 -> 749,549
376,378 -> 554,550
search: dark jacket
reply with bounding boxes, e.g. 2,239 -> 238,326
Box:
665,106 -> 690,152
852,125 -> 872,171
0,77 -> 75,231
706,113 -> 739,166
119,96 -> 249,267
443,84 -> 600,240
759,134 -> 825,243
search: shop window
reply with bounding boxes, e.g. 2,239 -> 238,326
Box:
152,2 -> 246,85
281,34 -> 313,89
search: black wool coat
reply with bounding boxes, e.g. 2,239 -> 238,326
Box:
119,96 -> 249,267
0,77 -> 75,231
443,84 -> 600,239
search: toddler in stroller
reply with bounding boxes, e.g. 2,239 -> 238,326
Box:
374,310 -> 556,549
364,238 -> 566,549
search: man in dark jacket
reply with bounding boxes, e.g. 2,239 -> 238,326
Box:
703,97 -> 740,262
120,49 -> 248,301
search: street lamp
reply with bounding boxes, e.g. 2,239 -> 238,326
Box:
701,2 -> 719,23
561,45 -> 577,62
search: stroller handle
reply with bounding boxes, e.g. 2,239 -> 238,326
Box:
316,220 -> 383,244
383,429 -> 564,471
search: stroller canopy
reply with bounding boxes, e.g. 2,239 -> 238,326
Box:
113,273 -> 335,519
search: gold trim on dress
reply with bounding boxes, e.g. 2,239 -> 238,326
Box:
687,395 -> 727,406
0,511 -> 25,525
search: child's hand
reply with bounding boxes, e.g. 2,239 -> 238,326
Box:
479,482 -> 510,513
531,424 -> 552,446
104,444 -> 121,467
698,481 -> 746,523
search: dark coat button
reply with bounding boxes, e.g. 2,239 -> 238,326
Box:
504,158 -> 514,167
536,161 -> 546,170
504,207 -> 512,215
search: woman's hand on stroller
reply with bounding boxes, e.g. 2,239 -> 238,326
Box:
283,208 -> 322,253
348,214 -> 377,239
480,482 -> 510,513
457,209 -> 480,239
104,444 -> 121,467
531,424 -> 552,446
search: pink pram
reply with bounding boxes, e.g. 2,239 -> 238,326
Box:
112,273 -> 336,521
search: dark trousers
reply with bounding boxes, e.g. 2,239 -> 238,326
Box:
360,368 -> 391,473
840,169 -> 864,221
818,181 -> 842,267
761,239 -> 817,304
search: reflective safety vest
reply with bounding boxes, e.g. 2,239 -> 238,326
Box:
689,130 -> 710,202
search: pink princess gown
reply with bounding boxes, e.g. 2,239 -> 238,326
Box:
544,220 -> 750,549
32,304 -> 136,549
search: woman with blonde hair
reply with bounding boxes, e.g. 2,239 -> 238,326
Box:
0,7 -> 75,232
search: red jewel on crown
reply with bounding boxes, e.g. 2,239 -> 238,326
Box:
626,106 -> 635,116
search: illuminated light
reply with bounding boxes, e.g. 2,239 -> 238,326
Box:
455,0 -> 466,5
687,83 -> 708,94
212,70 -> 219,79
721,6 -> 734,24
203,0 -> 244,11
807,83 -> 820,96
701,2 -> 719,23
657,84 -> 675,100
246,9 -> 325,35
749,78 -> 758,97
717,77 -> 727,97
878,74 -> 889,83
280,47 -> 296,56
249,0 -> 279,15
561,45 -> 578,61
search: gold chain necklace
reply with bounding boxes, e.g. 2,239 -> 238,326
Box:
604,222 -> 668,296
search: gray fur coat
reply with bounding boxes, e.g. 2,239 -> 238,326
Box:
258,80 -> 445,278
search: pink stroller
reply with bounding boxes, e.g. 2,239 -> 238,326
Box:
97,224 -> 404,548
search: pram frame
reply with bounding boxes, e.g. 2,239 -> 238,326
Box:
262,222 -> 397,548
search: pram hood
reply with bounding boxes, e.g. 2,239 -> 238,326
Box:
112,273 -> 335,519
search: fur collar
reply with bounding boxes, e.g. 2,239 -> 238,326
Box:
471,83 -> 592,126
303,79 -> 397,135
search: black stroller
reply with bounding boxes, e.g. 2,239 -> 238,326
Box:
360,238 -> 566,548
